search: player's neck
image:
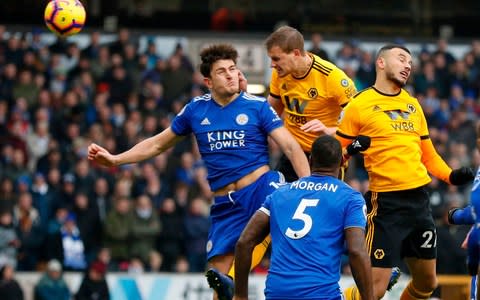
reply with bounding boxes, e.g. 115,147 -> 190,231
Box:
372,78 -> 401,95
211,91 -> 240,106
311,169 -> 338,178
292,54 -> 312,78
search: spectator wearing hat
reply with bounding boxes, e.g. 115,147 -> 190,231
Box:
0,263 -> 23,300
75,260 -> 109,300
46,212 -> 87,271
30,172 -> 55,226
34,259 -> 70,300
53,173 -> 76,209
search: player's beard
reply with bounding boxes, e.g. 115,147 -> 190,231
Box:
386,70 -> 406,87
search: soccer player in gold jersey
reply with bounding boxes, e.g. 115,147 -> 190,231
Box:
266,25 -> 357,182
336,44 -> 474,300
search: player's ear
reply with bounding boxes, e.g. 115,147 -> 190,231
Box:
293,49 -> 302,57
203,77 -> 213,89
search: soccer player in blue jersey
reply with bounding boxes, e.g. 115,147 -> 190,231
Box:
87,44 -> 310,300
447,122 -> 480,300
233,135 -> 374,300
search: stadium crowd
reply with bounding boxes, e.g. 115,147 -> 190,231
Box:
0,25 -> 478,284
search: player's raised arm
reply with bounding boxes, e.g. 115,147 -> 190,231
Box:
345,227 -> 374,300
234,210 -> 270,300
269,127 -> 310,178
87,127 -> 184,167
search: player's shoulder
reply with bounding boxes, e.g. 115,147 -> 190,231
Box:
352,86 -> 375,100
400,88 -> 420,103
311,53 -> 345,76
240,92 -> 267,103
191,93 -> 212,104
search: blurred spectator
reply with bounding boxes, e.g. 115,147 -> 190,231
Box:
308,33 -> 329,60
72,192 -> 102,263
157,197 -> 185,272
103,196 -> 132,269
14,193 -> 44,270
127,256 -> 145,275
184,197 -> 209,272
95,247 -> 114,271
0,177 -> 15,213
433,38 -> 456,68
30,172 -> 55,226
0,210 -> 19,268
148,250 -> 163,272
161,55 -> 193,106
81,31 -> 102,60
108,28 -> 131,56
47,212 -> 87,271
75,260 -> 109,300
174,256 -> 190,273
130,194 -> 161,265
172,43 -> 194,73
26,121 -> 51,172
34,259 -> 70,300
0,264 -> 23,300
91,177 -> 112,223
13,69 -> 39,107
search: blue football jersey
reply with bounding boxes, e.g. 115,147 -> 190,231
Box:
171,92 -> 283,191
471,167 -> 480,223
260,175 -> 366,299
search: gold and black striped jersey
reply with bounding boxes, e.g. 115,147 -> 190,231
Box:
269,53 -> 356,152
337,87 -> 434,192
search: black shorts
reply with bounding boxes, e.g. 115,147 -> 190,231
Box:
275,153 -> 309,182
275,153 -> 346,182
365,186 -> 436,268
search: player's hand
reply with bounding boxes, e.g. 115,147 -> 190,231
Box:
300,119 -> 335,135
449,167 -> 475,185
239,70 -> 247,92
87,143 -> 117,167
233,297 -> 248,300
346,135 -> 371,156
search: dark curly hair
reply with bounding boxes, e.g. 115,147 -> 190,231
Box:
199,44 -> 238,77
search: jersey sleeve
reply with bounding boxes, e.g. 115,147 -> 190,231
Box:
326,68 -> 357,107
260,100 -> 284,133
417,103 -> 430,138
336,100 -> 361,138
268,69 -> 281,98
259,194 -> 273,216
171,102 -> 193,136
344,191 -> 367,229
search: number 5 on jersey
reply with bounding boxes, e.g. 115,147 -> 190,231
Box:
285,199 -> 319,239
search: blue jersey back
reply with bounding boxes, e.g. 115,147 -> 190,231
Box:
171,92 -> 282,191
260,175 -> 366,299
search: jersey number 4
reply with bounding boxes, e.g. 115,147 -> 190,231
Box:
285,198 -> 319,239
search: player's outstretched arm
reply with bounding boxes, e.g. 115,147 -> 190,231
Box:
420,138 -> 474,185
270,127 -> 310,178
234,211 -> 270,300
87,127 -> 184,167
346,227 -> 374,300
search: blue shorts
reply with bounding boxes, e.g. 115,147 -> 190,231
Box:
467,224 -> 480,275
206,170 -> 285,260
